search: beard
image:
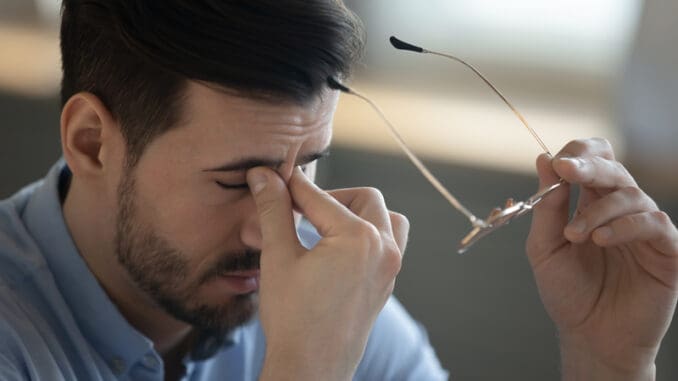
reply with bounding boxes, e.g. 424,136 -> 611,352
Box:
114,168 -> 260,334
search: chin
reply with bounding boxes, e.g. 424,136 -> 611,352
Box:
162,292 -> 259,333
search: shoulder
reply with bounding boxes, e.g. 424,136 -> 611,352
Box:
354,296 -> 450,381
0,183 -> 48,284
0,196 -> 75,379
0,279 -> 65,380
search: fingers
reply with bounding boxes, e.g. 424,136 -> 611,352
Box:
556,137 -> 616,160
327,188 -> 410,257
551,138 -> 636,191
247,167 -> 303,256
551,138 -> 639,228
528,137 -> 678,278
590,211 -> 678,255
287,167 -> 362,237
328,187 -> 392,237
253,166 -> 408,261
389,211 -> 410,255
552,155 -> 637,190
565,186 -> 659,243
528,153 -> 571,255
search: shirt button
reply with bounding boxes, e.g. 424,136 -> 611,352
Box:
142,354 -> 160,370
110,356 -> 125,375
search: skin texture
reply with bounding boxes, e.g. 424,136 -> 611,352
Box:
59,76 -> 677,381
252,167 -> 406,381
59,81 -> 353,362
527,138 -> 678,380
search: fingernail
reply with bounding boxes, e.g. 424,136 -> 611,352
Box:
247,171 -> 268,194
567,219 -> 587,234
557,157 -> 585,168
595,226 -> 613,241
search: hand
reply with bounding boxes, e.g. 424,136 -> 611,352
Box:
526,138 -> 678,381
247,167 -> 407,381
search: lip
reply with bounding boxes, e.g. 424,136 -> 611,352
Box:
220,269 -> 260,278
211,270 -> 260,295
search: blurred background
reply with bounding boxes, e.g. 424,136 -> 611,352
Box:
1,0 -> 677,379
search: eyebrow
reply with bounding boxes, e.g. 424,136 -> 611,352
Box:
202,147 -> 331,173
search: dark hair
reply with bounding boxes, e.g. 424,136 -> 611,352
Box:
60,0 -> 365,166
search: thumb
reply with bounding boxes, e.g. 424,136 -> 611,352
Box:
246,167 -> 302,256
527,154 -> 571,258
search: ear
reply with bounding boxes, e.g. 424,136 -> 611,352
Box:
60,92 -> 121,179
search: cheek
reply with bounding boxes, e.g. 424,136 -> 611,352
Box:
167,206 -> 232,252
135,182 -> 245,256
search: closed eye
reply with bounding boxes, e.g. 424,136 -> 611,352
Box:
215,181 -> 249,190
214,164 -> 311,191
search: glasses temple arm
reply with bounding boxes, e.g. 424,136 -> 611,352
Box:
328,80 -> 487,228
390,36 -> 552,156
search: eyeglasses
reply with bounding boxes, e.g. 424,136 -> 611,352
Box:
328,36 -> 564,254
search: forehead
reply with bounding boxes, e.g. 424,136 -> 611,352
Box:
150,81 -> 338,165
190,81 -> 334,133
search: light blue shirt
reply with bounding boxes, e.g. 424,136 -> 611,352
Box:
0,161 -> 448,381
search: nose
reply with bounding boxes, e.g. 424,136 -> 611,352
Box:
240,162 -> 304,250
239,197 -> 263,251
239,196 -> 304,251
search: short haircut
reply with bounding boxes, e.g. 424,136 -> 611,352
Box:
60,1 -> 365,166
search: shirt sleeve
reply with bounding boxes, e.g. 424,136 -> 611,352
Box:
0,351 -> 23,381
353,296 -> 450,381
0,283 -> 73,381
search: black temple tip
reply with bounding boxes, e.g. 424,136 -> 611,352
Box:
327,77 -> 351,93
389,36 -> 424,53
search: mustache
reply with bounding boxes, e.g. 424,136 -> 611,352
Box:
200,249 -> 261,283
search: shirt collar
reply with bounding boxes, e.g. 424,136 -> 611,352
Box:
22,160 -> 245,375
22,160 -> 155,376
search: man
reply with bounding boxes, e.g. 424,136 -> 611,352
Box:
0,1 -> 676,381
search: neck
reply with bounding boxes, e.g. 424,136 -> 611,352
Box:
62,178 -> 192,356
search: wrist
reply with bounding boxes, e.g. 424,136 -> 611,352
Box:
259,345 -> 354,381
559,334 -> 656,381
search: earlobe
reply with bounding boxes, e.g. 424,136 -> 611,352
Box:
60,92 -> 117,177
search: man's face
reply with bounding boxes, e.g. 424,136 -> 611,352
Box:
114,82 -> 337,333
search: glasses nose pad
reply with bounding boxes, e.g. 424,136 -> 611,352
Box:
459,201 -> 525,252
484,198 -> 516,223
487,207 -> 502,221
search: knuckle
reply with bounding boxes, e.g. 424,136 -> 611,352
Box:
390,212 -> 410,230
563,138 -> 615,159
620,185 -> 644,199
562,139 -> 587,155
592,137 -> 613,151
652,210 -> 673,228
381,241 -> 403,277
571,138 -> 588,148
617,212 -> 646,228
360,187 -> 386,204
589,137 -> 615,159
352,221 -> 381,249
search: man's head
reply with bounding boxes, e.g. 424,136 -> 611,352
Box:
58,0 -> 364,333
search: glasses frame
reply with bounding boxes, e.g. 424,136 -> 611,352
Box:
327,36 -> 564,254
